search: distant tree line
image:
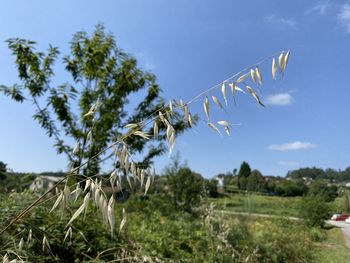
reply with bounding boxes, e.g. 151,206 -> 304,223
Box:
212,161 -> 341,198
286,167 -> 350,182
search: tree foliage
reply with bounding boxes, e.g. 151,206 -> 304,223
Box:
300,194 -> 330,228
308,180 -> 338,202
237,161 -> 251,190
0,161 -> 7,181
1,24 -> 192,175
164,156 -> 204,213
246,170 -> 266,192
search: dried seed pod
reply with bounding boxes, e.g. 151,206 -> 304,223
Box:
63,227 -> 72,243
212,96 -> 224,110
255,67 -> 262,84
153,120 -> 159,140
119,208 -> 127,234
236,73 -> 249,83
144,175 -> 151,196
27,229 -> 32,244
284,50 -> 290,70
246,86 -> 265,107
188,112 -> 193,127
107,195 -> 115,237
72,142 -> 80,155
250,68 -> 257,84
86,130 -> 93,143
278,51 -> 285,70
42,235 -> 51,253
124,123 -> 139,130
204,96 -> 210,120
221,82 -> 228,106
133,131 -> 150,140
168,100 -> 173,116
50,192 -> 63,213
272,58 -> 278,80
208,122 -> 222,136
66,192 -> 90,226
18,237 -> 24,251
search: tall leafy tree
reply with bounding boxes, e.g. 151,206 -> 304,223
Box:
237,161 -> 251,190
1,25 -> 192,175
0,161 -> 7,181
246,169 -> 266,192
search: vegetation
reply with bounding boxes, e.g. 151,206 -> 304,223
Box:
1,189 -> 347,262
0,25 -> 193,176
287,167 -> 350,183
237,161 -> 251,190
300,194 -> 331,228
2,22 -> 349,263
209,192 -> 303,217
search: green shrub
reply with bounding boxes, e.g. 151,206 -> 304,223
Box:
300,194 -> 331,228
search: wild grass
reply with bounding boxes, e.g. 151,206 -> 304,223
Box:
314,227 -> 350,263
209,192 -> 303,217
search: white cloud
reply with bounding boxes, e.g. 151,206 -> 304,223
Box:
264,15 -> 298,30
265,93 -> 293,106
306,2 -> 330,15
268,141 -> 317,151
338,2 -> 350,33
278,161 -> 300,166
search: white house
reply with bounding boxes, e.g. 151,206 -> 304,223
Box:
213,176 -> 225,193
29,176 -> 62,191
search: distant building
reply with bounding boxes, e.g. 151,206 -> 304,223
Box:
345,182 -> 350,188
213,176 -> 225,193
29,176 -> 62,191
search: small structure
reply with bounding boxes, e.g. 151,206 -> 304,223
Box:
29,176 -> 62,191
213,176 -> 225,193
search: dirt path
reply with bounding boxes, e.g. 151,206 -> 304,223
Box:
214,210 -> 300,221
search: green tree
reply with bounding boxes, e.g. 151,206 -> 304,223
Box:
308,180 -> 338,202
274,180 -> 307,197
300,194 -> 330,228
0,25 -> 192,176
237,161 -> 251,190
246,169 -> 266,192
0,161 -> 7,181
166,164 -> 204,212
205,179 -> 219,198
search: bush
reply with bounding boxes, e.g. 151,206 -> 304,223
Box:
205,179 -> 219,198
300,194 -> 331,228
308,180 -> 338,202
168,167 -> 205,212
275,180 -> 308,197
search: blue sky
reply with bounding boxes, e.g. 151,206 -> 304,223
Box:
1,0 -> 350,177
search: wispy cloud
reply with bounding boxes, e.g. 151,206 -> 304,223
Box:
278,161 -> 300,166
265,93 -> 293,106
268,141 -> 317,151
338,2 -> 350,33
306,1 -> 330,15
264,15 -> 298,30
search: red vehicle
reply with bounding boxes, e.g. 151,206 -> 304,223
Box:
334,214 -> 350,221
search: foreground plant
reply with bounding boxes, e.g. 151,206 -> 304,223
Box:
0,24 -> 290,262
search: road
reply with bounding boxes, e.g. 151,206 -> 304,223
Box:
327,220 -> 350,249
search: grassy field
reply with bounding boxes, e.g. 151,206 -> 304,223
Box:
209,193 -> 303,217
208,193 -> 350,262
209,192 -> 344,218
